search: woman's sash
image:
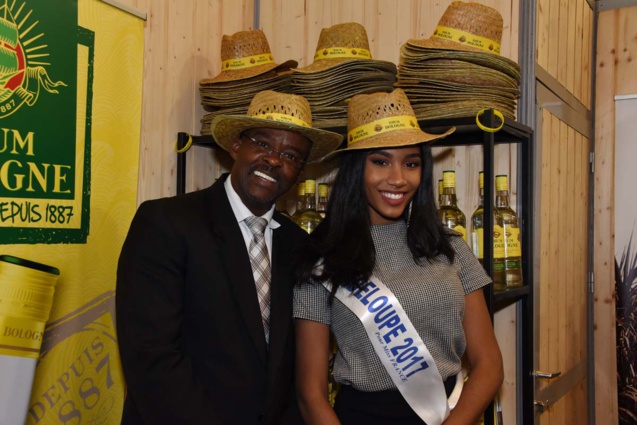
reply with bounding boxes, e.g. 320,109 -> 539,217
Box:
323,275 -> 463,425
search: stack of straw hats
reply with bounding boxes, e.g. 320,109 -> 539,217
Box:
396,1 -> 521,121
199,29 -> 298,135
290,22 -> 397,129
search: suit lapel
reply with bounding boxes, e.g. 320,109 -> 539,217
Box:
207,176 -> 268,364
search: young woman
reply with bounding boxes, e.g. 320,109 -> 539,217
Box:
293,89 -> 503,425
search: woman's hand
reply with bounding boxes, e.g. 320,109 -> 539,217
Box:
295,319 -> 342,425
443,290 -> 504,425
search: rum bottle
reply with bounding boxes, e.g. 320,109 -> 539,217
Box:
495,174 -> 523,288
470,172 -> 506,291
439,170 -> 467,241
291,181 -> 306,225
317,183 -> 328,218
298,179 -> 323,234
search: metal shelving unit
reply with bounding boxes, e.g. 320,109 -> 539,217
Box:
175,109 -> 534,424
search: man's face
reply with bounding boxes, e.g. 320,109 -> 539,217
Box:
229,127 -> 312,216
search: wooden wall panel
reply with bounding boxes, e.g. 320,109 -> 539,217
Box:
538,112 -> 589,424
536,0 -> 593,107
592,6 -> 637,425
615,7 -> 637,95
116,0 -> 253,202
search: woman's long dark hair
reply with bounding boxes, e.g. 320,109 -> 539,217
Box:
296,144 -> 456,291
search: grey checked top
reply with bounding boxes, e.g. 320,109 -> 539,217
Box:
293,221 -> 491,392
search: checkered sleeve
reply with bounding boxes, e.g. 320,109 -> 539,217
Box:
293,280 -> 332,325
450,235 -> 493,295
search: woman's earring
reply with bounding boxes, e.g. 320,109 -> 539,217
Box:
407,200 -> 413,226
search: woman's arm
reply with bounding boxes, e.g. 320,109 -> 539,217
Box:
295,318 -> 341,425
444,290 -> 504,425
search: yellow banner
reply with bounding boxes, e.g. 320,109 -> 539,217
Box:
314,47 -> 372,61
432,26 -> 501,54
0,0 -> 144,423
253,112 -> 310,128
222,53 -> 274,70
347,115 -> 420,146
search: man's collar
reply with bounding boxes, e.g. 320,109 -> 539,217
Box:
224,176 -> 280,229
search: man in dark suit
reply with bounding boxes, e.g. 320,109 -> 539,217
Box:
116,91 -> 342,424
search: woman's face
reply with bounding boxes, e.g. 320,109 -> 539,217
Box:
364,146 -> 422,225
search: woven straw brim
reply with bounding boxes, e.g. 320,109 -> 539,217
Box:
401,42 -> 520,79
203,59 -> 298,84
201,81 -> 293,108
324,126 -> 455,160
398,62 -> 519,89
200,106 -> 249,135
294,57 -> 396,74
412,100 -> 516,121
210,115 -> 343,163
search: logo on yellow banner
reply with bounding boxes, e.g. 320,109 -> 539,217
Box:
0,0 -> 91,244
0,1 -> 66,119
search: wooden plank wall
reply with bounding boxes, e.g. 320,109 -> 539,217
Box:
535,0 -> 595,422
594,5 -> 637,425
536,0 -> 593,108
115,0 -> 254,201
538,110 -> 589,425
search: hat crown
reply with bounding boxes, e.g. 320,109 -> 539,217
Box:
220,29 -> 273,61
247,90 -> 314,126
348,89 -> 416,130
315,22 -> 371,51
435,1 -> 503,44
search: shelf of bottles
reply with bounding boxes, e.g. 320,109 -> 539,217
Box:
176,114 -> 533,309
175,110 -> 534,424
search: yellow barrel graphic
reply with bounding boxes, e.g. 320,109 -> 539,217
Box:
0,255 -> 59,358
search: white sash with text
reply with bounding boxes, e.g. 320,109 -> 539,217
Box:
323,276 -> 462,425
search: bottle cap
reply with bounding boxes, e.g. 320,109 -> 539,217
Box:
479,171 -> 484,189
305,179 -> 316,194
318,183 -> 328,197
495,174 -> 508,191
442,170 -> 456,188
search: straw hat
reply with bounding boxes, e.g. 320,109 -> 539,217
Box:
326,89 -> 455,157
410,2 -> 504,54
294,22 -> 395,74
210,90 -> 343,163
204,29 -> 298,84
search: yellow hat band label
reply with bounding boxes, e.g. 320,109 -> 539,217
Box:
252,112 -> 310,128
0,316 -> 45,358
222,53 -> 274,71
314,47 -> 372,61
432,26 -> 501,54
348,116 -> 420,146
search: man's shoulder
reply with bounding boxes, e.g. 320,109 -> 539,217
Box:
134,184 -> 221,225
274,212 -> 306,237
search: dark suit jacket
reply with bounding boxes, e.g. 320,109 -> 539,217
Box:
116,175 -> 306,424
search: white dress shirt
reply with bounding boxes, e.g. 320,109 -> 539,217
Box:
224,176 -> 280,261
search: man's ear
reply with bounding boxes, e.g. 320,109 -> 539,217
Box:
229,140 -> 241,160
